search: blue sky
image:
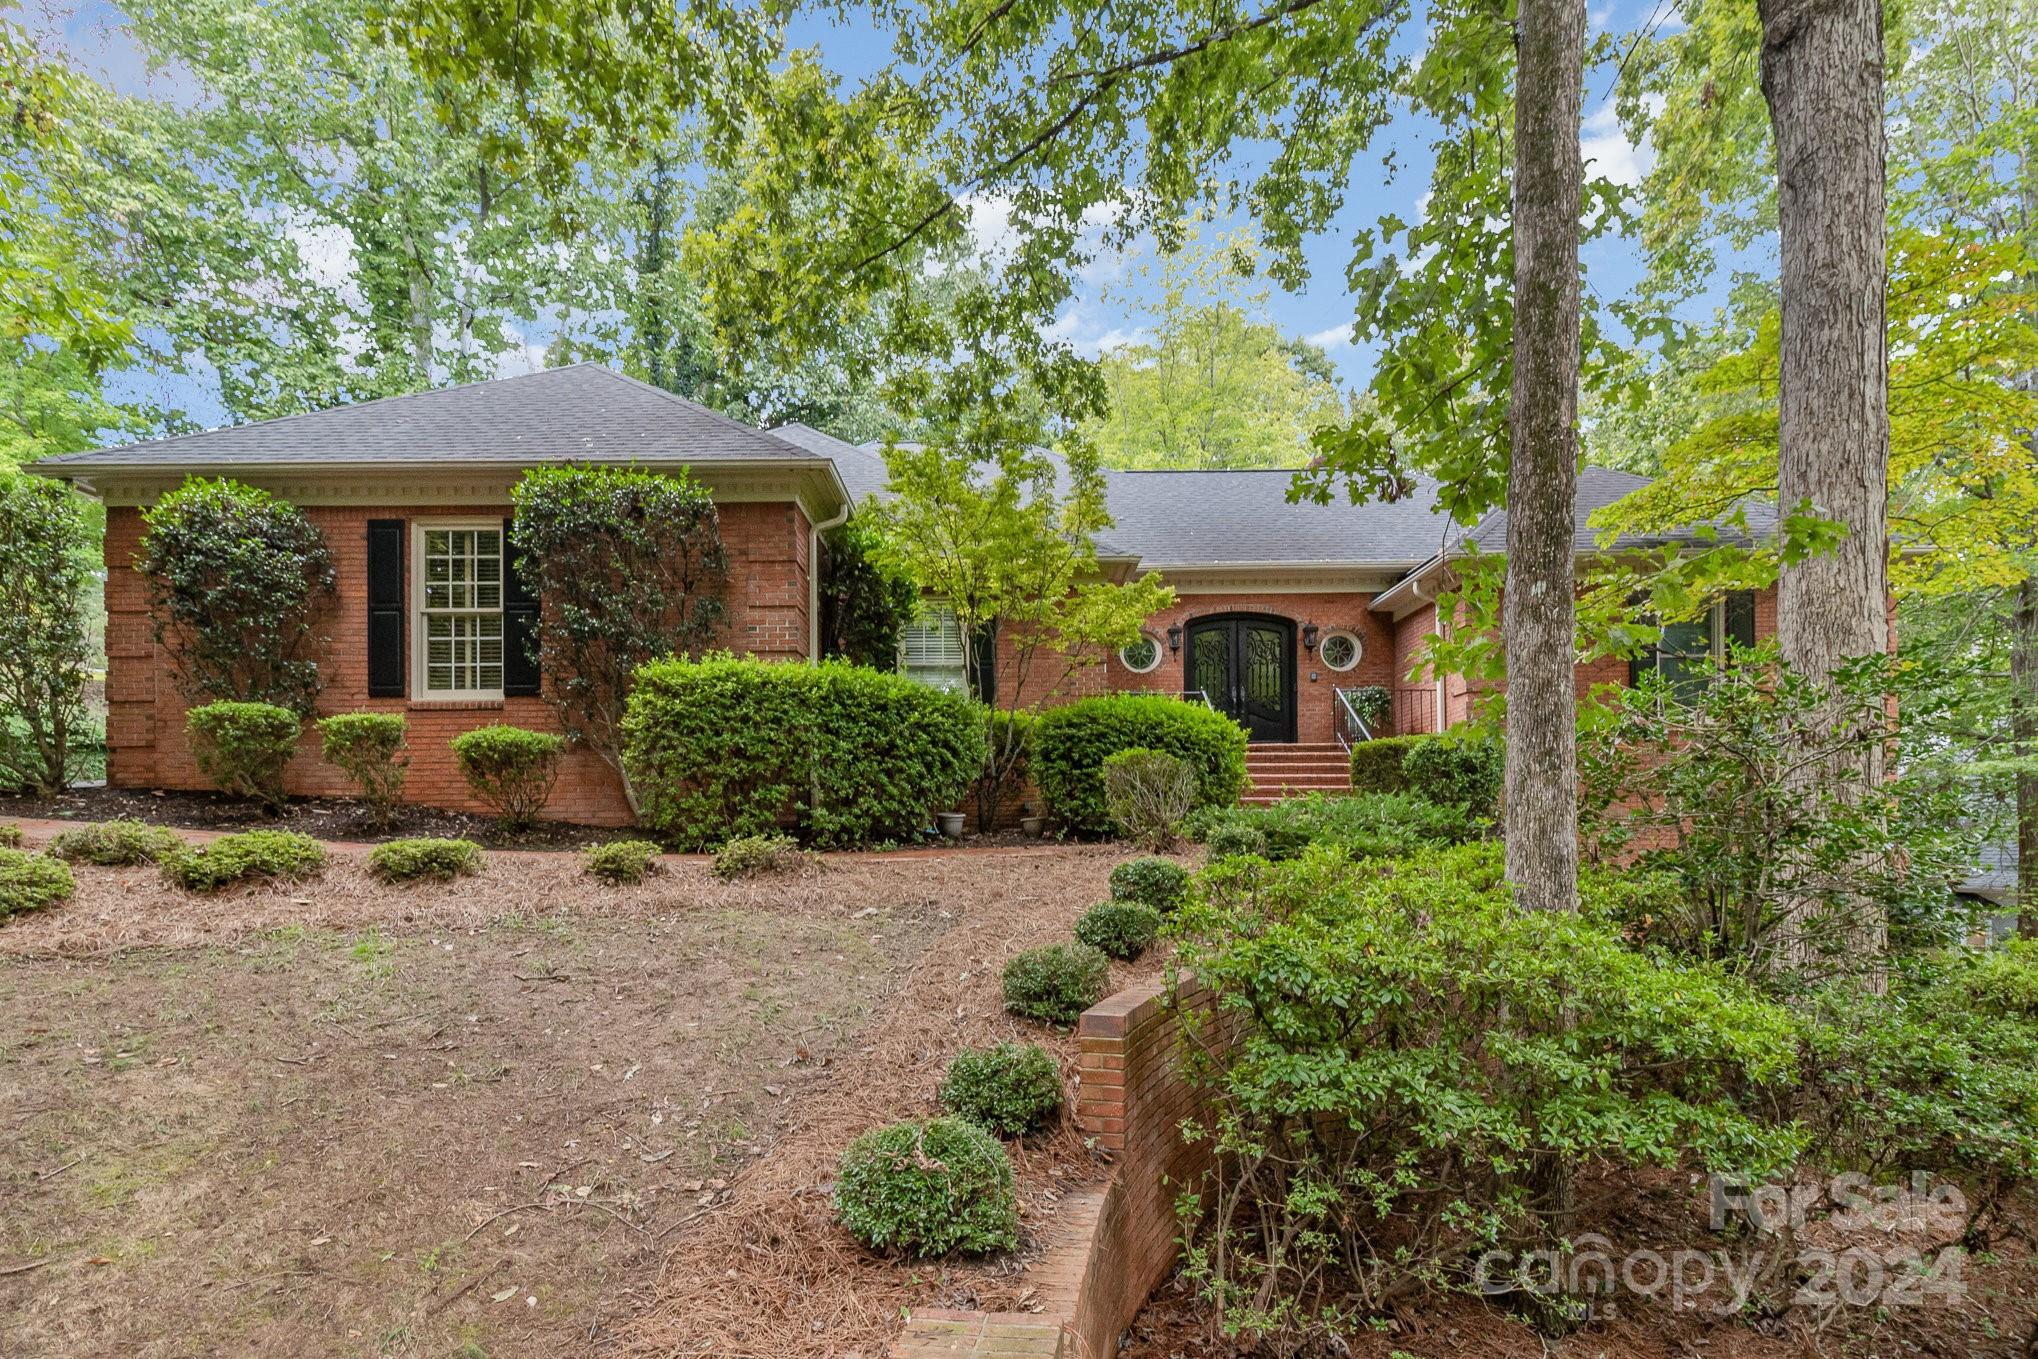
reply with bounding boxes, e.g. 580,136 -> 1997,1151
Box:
30,0 -> 1749,430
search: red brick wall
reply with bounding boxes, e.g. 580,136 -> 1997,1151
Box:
1106,592 -> 1395,744
103,498 -> 812,827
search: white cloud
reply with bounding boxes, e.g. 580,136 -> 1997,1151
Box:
1580,97 -> 1661,188
1306,324 -> 1355,350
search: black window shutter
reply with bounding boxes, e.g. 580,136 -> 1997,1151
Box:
1724,590 -> 1757,654
503,517 -> 541,696
968,621 -> 997,706
366,519 -> 406,697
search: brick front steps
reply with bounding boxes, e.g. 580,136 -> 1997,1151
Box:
888,980 -> 1231,1359
1242,742 -> 1351,805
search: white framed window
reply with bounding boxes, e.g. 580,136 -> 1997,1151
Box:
1318,628 -> 1362,672
414,522 -> 506,699
1119,631 -> 1164,674
900,603 -> 969,692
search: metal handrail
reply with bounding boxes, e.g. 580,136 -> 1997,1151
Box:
1333,687 -> 1373,753
1180,689 -> 1214,709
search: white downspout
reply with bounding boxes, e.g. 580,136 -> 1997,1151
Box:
808,499 -> 852,662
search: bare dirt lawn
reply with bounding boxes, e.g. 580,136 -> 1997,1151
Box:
0,836 -> 1140,1358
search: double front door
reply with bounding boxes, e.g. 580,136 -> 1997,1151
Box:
1186,615 -> 1295,743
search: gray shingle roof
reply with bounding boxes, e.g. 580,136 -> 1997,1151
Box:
33,364 -> 818,469
1461,466 -> 1780,554
772,423 -> 892,505
1101,469 -> 1457,567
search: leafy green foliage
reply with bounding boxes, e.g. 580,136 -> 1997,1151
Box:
1033,696 -> 1247,837
711,833 -> 811,880
622,654 -> 985,849
1204,821 -> 1270,862
1346,735 -> 1421,795
0,475 -> 92,793
1401,733 -> 1504,819
1345,685 -> 1392,733
1075,900 -> 1162,961
161,830 -> 325,893
833,1116 -> 1021,1258
186,702 -> 301,812
45,819 -> 185,866
0,848 -> 74,920
1102,747 -> 1198,850
976,709 -> 1037,835
583,839 -> 664,885
317,713 -> 410,829
1109,856 -> 1191,912
1202,791 -> 1482,863
1001,943 -> 1111,1026
819,521 -> 918,669
0,825 -> 20,848
136,479 -> 336,715
510,465 -> 728,811
939,1043 -> 1064,1137
366,837 -> 482,883
449,725 -> 564,833
1172,844 -> 1805,1335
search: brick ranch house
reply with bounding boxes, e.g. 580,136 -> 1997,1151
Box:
31,363 -> 1780,826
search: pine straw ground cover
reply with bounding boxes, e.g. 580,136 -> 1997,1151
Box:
0,834 -> 1152,1358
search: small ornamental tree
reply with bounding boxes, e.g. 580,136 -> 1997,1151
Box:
136,478 -> 337,714
820,521 -> 918,668
0,475 -> 93,793
510,465 -> 727,816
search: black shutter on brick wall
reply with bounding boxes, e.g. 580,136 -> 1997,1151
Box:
968,621 -> 997,706
366,519 -> 406,697
502,516 -> 540,696
1725,590 -> 1757,654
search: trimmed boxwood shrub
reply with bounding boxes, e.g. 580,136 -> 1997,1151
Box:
1403,734 -> 1505,820
162,830 -> 326,892
834,1116 -> 1020,1257
1109,856 -> 1191,912
1033,695 -> 1248,837
1075,900 -> 1162,960
45,819 -> 185,866
367,837 -> 482,883
584,839 -> 663,885
939,1043 -> 1063,1136
318,712 -> 410,828
622,654 -> 986,850
1002,942 -> 1111,1025
1348,735 -> 1423,795
187,701 -> 301,811
450,725 -> 563,831
0,848 -> 74,920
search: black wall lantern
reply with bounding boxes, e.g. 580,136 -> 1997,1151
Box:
1166,623 -> 1183,654
1301,622 -> 1321,654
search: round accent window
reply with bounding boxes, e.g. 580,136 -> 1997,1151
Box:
1119,632 -> 1164,674
1319,628 -> 1362,672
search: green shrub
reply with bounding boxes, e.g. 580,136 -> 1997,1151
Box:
939,1043 -> 1063,1136
1002,943 -> 1111,1025
449,725 -> 563,831
834,1116 -> 1020,1257
135,476 -> 337,714
366,837 -> 482,883
622,654 -> 985,850
318,712 -> 410,827
1033,695 -> 1248,837
1075,900 -> 1162,960
1179,805 -> 1227,843
1102,747 -> 1198,849
584,839 -> 664,885
1346,735 -> 1423,795
0,848 -> 73,919
711,832 -> 811,880
187,701 -> 301,811
161,830 -> 326,892
1109,856 -> 1191,912
1345,684 -> 1392,733
0,824 -> 22,849
0,474 -> 92,795
44,819 -> 185,866
1402,734 -> 1505,818
1204,821 -> 1269,861
1171,843 -> 1805,1339
1203,792 -> 1483,864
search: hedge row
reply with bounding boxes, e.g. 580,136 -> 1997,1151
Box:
622,654 -> 985,849
1033,695 -> 1247,836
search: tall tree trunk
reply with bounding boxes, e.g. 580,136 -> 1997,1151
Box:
2016,578 -> 2038,939
1502,0 -> 1586,918
1758,0 -> 1893,971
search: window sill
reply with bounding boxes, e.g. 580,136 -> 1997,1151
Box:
406,697 -> 507,712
